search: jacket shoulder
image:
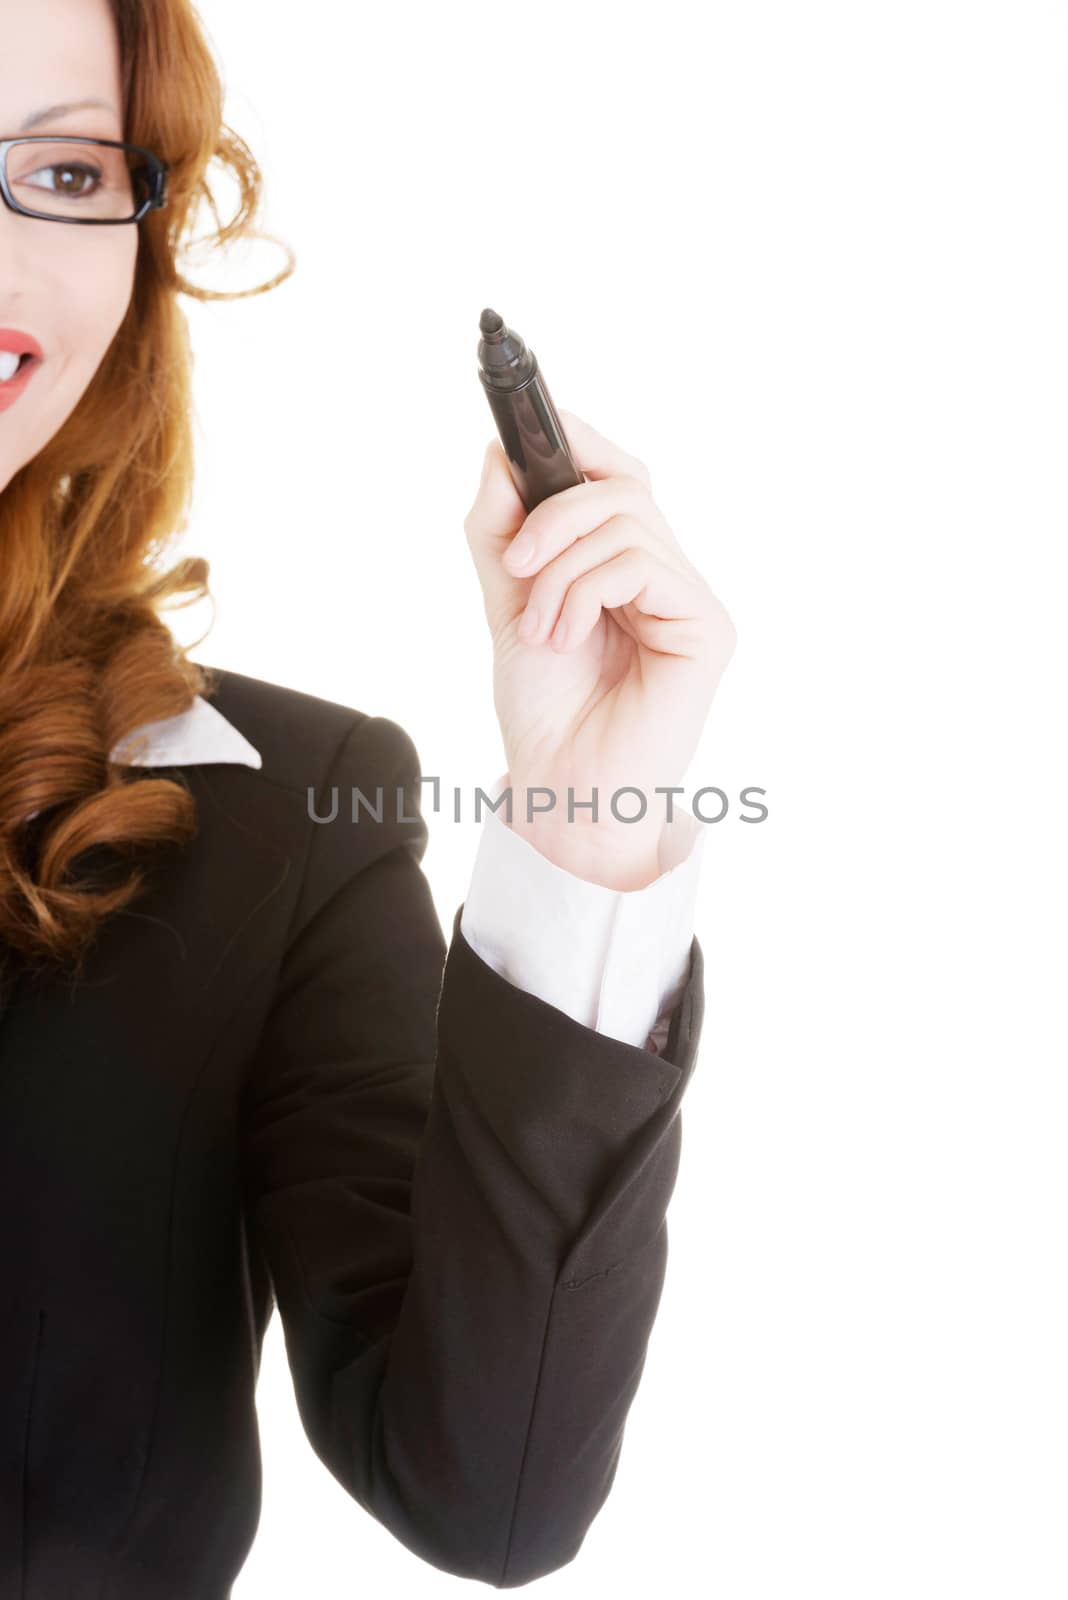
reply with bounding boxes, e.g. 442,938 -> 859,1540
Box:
195,664 -> 420,796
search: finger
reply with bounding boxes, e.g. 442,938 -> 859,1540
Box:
556,408 -> 653,489
550,548 -> 710,655
463,437 -> 530,625
517,514 -> 659,645
503,474 -> 674,578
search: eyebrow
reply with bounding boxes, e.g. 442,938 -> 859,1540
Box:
19,98 -> 119,132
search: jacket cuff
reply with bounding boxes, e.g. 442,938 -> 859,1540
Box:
438,904 -> 703,1275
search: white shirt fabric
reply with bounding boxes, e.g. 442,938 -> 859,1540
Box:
460,771 -> 705,1056
39,695 -> 705,1055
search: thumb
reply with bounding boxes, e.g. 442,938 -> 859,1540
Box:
463,438 -> 531,628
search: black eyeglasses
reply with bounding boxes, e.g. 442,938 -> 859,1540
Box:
0,135 -> 168,225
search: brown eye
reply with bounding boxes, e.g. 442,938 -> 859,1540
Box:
31,162 -> 102,196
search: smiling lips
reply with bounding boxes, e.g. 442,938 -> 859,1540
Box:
0,327 -> 44,413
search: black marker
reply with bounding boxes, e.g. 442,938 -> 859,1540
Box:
476,308 -> 587,513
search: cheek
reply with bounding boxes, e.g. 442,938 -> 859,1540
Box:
0,233 -> 141,490
64,230 -> 139,371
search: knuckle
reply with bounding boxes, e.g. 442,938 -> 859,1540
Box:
691,585 -> 738,655
620,468 -> 651,497
603,511 -> 643,549
713,594 -> 738,642
711,605 -> 738,661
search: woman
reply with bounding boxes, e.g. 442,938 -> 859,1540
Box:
0,0 -> 736,1593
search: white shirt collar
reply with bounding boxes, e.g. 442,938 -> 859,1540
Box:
22,696 -> 260,824
107,693 -> 262,770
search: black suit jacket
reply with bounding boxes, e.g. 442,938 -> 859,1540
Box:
0,666 -> 704,1598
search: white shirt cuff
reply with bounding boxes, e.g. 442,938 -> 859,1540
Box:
459,772 -> 705,1053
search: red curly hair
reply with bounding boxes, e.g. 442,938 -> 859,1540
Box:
0,0 -> 293,978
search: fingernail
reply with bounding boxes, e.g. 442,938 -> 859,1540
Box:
509,535 -> 535,569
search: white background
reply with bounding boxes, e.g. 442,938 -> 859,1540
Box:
167,2 -> 1068,1595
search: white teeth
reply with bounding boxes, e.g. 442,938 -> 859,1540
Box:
0,351 -> 22,382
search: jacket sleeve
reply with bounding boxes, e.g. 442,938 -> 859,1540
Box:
238,712 -> 705,1588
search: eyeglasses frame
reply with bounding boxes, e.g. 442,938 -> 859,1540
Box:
0,135 -> 169,225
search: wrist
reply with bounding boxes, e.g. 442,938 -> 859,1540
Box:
507,812 -> 663,891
